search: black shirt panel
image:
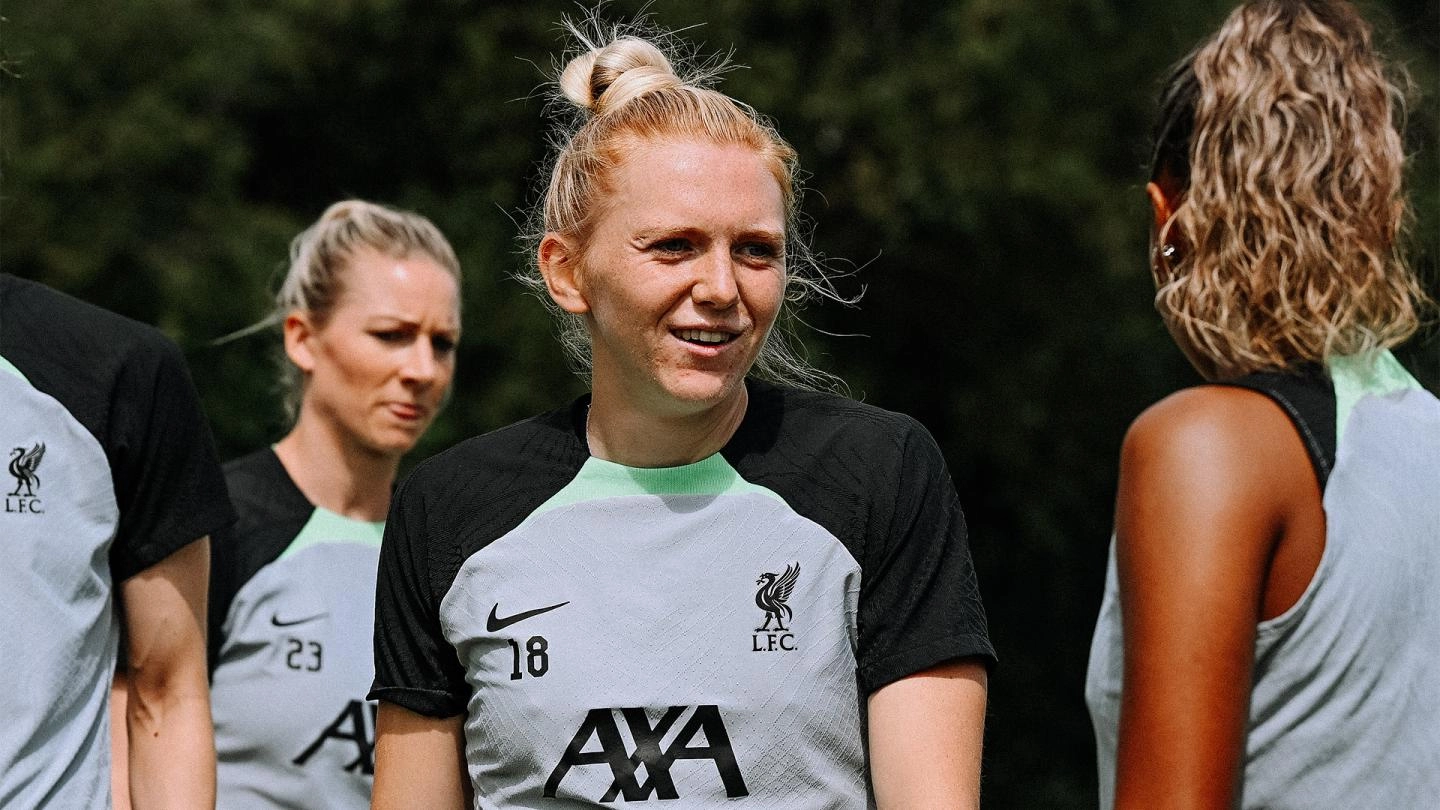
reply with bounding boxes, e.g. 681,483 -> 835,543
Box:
206,447 -> 315,672
0,274 -> 234,581
371,406 -> 588,716
1220,367 -> 1337,490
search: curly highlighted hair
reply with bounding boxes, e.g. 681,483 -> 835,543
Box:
1150,0 -> 1430,379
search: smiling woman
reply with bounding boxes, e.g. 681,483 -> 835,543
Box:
204,200 -> 462,809
368,18 -> 995,810
541,137 -> 787,456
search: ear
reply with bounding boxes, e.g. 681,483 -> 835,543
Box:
1145,181 -> 1176,234
539,233 -> 590,315
282,312 -> 319,374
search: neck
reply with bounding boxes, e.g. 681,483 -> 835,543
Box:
586,384 -> 749,468
273,410 -> 399,521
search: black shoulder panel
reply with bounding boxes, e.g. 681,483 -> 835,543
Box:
207,448 -> 314,671
370,401 -> 589,716
1221,367 -> 1336,489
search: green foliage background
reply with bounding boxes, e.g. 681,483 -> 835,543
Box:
3,0 -> 1435,805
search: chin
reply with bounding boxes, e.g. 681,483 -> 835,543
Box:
361,429 -> 424,458
658,370 -> 747,411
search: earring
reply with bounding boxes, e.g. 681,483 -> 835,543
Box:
1161,244 -> 1177,259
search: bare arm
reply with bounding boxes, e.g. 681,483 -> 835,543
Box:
110,677 -> 133,810
868,659 -> 988,809
120,537 -> 214,810
372,702 -> 470,810
1113,387 -> 1320,809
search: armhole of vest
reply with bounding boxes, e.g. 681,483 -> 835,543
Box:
1217,370 -> 1337,491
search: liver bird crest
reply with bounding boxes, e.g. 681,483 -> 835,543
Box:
9,443 -> 45,497
755,563 -> 800,632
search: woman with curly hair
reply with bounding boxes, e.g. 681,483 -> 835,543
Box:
1085,1 -> 1439,807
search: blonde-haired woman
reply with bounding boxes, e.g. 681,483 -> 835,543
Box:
370,21 -> 993,810
208,200 -> 461,808
1085,1 -> 1439,807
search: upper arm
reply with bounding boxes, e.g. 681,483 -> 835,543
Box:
108,335 -> 232,583
1112,387 -> 1306,808
856,418 -> 995,692
372,702 -> 469,810
868,659 -> 988,809
120,537 -> 210,682
371,475 -> 471,716
855,419 -> 993,807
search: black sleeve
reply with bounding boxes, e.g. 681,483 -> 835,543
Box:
369,471 -> 469,717
107,333 -> 234,582
207,518 -> 241,671
854,419 -> 995,694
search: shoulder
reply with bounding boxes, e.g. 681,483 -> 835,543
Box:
393,403 -> 588,543
223,447 -> 285,488
2,277 -> 192,432
743,381 -> 939,463
733,382 -> 956,545
402,404 -> 585,497
1123,385 -> 1298,476
1118,385 -> 1312,550
221,448 -> 310,531
2,275 -> 181,371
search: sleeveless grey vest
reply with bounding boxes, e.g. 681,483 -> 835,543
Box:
1085,352 -> 1440,808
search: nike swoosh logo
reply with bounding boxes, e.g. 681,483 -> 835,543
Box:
487,601 -> 569,632
271,612 -> 328,628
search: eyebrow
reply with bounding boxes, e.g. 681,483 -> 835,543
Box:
363,314 -> 459,331
632,225 -> 785,241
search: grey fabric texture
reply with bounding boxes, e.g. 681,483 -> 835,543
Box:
211,452 -> 382,809
445,482 -> 869,807
0,364 -> 120,808
0,275 -> 232,807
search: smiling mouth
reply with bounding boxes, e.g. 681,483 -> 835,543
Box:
676,329 -> 738,346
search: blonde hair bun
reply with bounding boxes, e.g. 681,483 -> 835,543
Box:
558,36 -> 681,116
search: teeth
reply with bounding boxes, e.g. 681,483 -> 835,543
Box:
679,329 -> 731,345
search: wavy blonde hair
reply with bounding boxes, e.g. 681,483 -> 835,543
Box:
520,17 -> 848,390
1151,0 -> 1429,379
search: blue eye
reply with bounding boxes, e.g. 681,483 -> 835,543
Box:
652,238 -> 691,254
738,241 -> 783,262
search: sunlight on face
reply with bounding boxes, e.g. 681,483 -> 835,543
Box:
299,250 -> 460,457
575,138 -> 786,419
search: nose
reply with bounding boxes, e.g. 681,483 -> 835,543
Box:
400,341 -> 442,388
692,248 -> 740,309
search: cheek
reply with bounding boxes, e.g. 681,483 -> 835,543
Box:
321,340 -> 394,391
747,273 -> 785,327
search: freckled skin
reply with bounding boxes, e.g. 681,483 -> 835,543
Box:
571,138 -> 787,422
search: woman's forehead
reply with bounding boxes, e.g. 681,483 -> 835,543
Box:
605,139 -> 786,225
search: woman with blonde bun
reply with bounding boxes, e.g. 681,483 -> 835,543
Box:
206,200 -> 461,809
370,21 -> 993,810
1085,2 -> 1439,807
